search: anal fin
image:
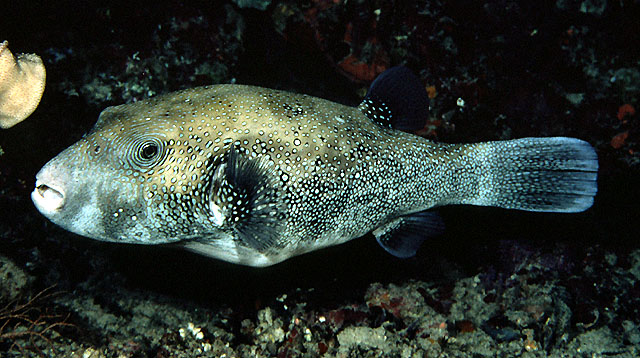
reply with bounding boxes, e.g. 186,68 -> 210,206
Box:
373,211 -> 444,258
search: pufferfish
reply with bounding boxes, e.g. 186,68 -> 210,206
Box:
31,67 -> 598,267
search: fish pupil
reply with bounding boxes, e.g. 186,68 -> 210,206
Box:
141,143 -> 158,160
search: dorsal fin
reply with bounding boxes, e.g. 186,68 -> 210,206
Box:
358,66 -> 430,131
208,146 -> 286,251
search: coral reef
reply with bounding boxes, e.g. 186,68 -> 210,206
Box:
0,41 -> 46,129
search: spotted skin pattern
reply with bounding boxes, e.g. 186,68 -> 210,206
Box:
33,83 -> 597,267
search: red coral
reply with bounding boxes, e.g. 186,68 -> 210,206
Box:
611,131 -> 629,149
617,104 -> 635,121
318,342 -> 328,354
456,320 -> 475,333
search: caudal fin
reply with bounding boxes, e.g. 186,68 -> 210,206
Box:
469,137 -> 598,213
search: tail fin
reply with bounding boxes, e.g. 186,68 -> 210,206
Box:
468,137 -> 598,213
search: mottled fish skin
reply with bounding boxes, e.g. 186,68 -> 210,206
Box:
32,70 -> 598,267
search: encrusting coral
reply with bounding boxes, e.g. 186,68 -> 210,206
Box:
0,41 -> 46,129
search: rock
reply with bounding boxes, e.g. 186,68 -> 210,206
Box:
0,254 -> 31,303
232,0 -> 271,11
337,326 -> 393,353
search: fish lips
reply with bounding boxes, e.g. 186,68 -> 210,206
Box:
32,164 -> 67,216
31,160 -> 109,241
32,179 -> 65,215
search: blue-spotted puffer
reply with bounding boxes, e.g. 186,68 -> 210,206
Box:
31,67 -> 598,267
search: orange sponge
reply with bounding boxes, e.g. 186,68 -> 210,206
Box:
0,41 -> 46,129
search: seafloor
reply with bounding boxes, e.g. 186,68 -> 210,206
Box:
1,1 -> 639,357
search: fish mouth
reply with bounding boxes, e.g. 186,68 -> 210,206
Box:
31,180 -> 65,214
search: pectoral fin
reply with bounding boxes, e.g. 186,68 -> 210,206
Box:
208,146 -> 286,251
373,211 -> 444,258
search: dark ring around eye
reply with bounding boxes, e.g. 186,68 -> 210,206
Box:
129,137 -> 166,170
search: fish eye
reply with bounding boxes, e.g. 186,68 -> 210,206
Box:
129,137 -> 166,169
140,142 -> 158,160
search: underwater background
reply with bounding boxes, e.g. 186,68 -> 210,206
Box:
1,0 -> 639,356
